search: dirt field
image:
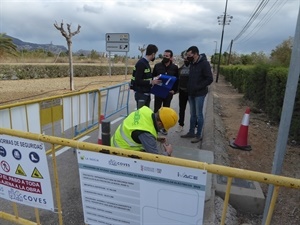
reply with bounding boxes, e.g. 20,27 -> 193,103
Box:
213,75 -> 300,224
0,74 -> 299,224
0,75 -> 130,104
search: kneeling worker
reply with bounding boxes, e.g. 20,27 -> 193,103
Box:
111,106 -> 178,156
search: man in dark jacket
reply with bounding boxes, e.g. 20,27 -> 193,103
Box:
176,51 -> 190,133
131,44 -> 162,109
181,46 -> 213,143
152,49 -> 179,113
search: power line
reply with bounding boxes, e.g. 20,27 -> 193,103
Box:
233,0 -> 270,42
238,0 -> 288,44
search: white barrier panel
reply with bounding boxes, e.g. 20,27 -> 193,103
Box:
77,150 -> 207,225
27,104 -> 41,133
11,106 -> 27,131
63,97 -> 72,131
0,109 -> 11,128
106,87 -> 120,115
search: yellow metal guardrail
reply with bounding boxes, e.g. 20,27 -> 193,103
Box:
0,128 -> 300,225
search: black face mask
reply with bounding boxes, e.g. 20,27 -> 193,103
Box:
162,58 -> 170,64
187,56 -> 194,62
151,56 -> 156,62
184,61 -> 190,66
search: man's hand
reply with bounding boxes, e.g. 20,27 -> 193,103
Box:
157,136 -> 167,143
151,79 -> 162,85
163,143 -> 173,156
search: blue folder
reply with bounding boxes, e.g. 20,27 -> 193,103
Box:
150,74 -> 177,98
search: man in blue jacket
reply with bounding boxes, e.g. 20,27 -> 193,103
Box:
181,46 -> 213,143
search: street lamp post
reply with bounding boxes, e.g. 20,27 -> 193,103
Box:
216,0 -> 233,83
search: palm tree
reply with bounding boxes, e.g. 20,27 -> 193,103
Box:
0,33 -> 18,57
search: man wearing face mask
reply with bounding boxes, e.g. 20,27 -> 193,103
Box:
175,50 -> 190,132
131,44 -> 161,109
180,46 -> 213,143
152,49 -> 179,114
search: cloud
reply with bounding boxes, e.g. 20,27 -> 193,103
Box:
0,0 -> 299,57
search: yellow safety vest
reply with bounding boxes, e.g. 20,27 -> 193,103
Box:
111,106 -> 158,151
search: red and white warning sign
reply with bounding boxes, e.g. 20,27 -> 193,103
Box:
0,135 -> 54,211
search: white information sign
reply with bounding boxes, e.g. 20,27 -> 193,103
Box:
0,135 -> 54,211
105,33 -> 130,52
77,150 -> 207,225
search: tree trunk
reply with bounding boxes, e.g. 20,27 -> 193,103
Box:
68,43 -> 74,91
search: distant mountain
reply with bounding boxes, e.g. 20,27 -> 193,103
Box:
5,34 -> 68,54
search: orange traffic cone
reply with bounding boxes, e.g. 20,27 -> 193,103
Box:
98,114 -> 105,144
229,107 -> 252,151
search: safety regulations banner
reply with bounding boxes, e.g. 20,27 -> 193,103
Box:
0,135 -> 54,211
77,150 -> 207,225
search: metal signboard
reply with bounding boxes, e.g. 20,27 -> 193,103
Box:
77,150 -> 207,225
0,134 -> 54,211
105,33 -> 130,52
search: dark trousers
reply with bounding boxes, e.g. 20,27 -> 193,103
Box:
154,93 -> 173,113
178,89 -> 189,126
135,92 -> 151,109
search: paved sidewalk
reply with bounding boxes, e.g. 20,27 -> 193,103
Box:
167,86 -> 216,225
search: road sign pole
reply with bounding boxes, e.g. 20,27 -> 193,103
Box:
125,52 -> 128,80
108,51 -> 111,77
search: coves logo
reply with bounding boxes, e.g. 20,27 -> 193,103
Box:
109,159 -> 130,168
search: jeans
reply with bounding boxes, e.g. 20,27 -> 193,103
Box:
188,95 -> 206,136
178,89 -> 188,126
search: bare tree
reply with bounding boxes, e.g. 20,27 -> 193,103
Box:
138,44 -> 146,58
54,21 -> 81,90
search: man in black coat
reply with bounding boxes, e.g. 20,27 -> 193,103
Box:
152,49 -> 179,113
181,46 -> 213,143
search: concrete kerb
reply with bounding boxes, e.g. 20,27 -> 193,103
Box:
209,79 -> 265,218
201,85 -> 217,225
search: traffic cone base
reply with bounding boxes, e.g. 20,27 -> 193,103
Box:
229,139 -> 252,151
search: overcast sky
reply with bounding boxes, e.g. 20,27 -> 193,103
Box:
0,0 -> 299,57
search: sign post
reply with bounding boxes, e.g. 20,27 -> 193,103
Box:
105,33 -> 130,78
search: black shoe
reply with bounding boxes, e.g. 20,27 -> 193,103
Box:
191,136 -> 202,143
180,132 -> 195,138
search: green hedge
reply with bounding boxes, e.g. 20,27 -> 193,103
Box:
220,65 -> 300,142
0,64 -> 134,80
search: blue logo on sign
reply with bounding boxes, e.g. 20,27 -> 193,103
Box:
0,146 -> 6,157
29,152 -> 40,163
12,149 -> 22,160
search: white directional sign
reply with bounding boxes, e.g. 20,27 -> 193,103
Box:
105,33 -> 130,52
106,42 -> 129,52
